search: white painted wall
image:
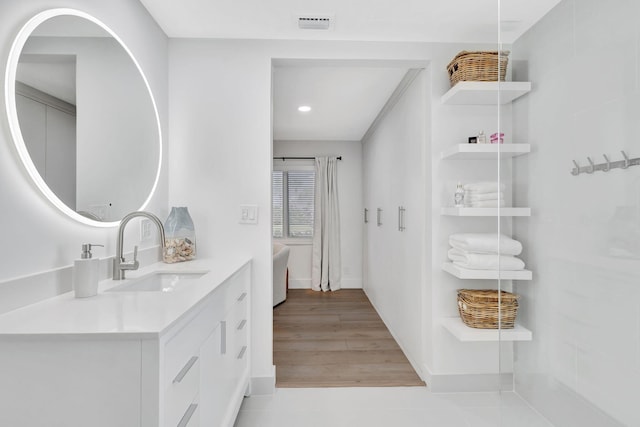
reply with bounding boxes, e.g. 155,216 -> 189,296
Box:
273,140 -> 363,289
512,1 -> 640,425
0,1 -> 168,307
362,69 -> 429,377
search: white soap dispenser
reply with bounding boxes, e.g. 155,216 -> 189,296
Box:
73,243 -> 103,298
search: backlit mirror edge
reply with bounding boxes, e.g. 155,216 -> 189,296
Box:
4,8 -> 163,228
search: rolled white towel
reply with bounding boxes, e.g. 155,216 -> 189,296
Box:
463,182 -> 505,193
449,233 -> 523,255
466,200 -> 505,208
448,248 -> 525,270
465,191 -> 504,201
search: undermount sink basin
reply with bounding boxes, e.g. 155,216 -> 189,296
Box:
107,271 -> 208,293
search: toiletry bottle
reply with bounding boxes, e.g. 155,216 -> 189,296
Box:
478,130 -> 486,144
454,182 -> 465,207
73,243 -> 103,298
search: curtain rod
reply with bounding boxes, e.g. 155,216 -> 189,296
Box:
273,156 -> 342,161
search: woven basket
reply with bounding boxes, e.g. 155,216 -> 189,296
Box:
457,289 -> 519,329
446,51 -> 510,87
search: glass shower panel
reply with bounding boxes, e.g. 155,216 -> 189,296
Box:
504,1 -> 640,426
438,0 -> 506,407
496,5 -> 516,422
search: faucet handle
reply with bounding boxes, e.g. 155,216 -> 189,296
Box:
119,245 -> 140,271
130,245 -> 140,269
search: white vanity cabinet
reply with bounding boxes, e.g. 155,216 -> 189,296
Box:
0,258 -> 251,427
158,267 -> 250,427
198,279 -> 249,426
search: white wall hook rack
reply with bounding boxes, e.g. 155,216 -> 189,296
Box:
571,151 -> 639,175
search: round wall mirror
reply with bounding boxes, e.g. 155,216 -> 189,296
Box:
4,9 -> 162,227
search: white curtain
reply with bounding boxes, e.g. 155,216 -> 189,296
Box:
311,157 -> 341,291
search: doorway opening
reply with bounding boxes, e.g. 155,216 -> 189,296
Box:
271,58 -> 429,388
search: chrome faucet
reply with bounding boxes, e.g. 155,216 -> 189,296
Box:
113,211 -> 166,280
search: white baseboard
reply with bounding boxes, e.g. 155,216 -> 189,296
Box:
341,278 -> 363,288
422,363 -> 513,393
250,365 -> 276,395
515,374 -> 623,427
288,278 -> 362,289
288,278 -> 311,289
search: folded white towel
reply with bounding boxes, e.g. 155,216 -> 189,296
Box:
465,191 -> 504,201
466,200 -> 505,208
448,248 -> 525,270
463,182 -> 505,193
449,233 -> 523,255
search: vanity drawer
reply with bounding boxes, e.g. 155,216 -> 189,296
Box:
234,342 -> 249,370
164,297 -> 221,384
165,356 -> 200,427
177,403 -> 199,427
232,301 -> 248,343
225,286 -> 248,312
230,293 -> 249,377
163,295 -> 220,427
223,267 -> 249,310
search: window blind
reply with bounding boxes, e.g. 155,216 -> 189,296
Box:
272,171 -> 284,238
287,171 -> 315,237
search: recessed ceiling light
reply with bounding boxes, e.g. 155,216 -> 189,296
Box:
298,105 -> 311,112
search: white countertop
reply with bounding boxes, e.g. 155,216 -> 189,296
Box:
0,255 -> 251,339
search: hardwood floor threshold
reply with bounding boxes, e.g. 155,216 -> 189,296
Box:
273,289 -> 425,388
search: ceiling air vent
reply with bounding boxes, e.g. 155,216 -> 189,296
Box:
297,15 -> 332,30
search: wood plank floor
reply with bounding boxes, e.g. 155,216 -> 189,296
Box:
273,289 -> 425,388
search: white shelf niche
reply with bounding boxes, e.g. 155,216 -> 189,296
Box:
441,143 -> 530,160
441,317 -> 532,342
441,207 -> 531,217
441,81 -> 532,105
442,262 -> 533,281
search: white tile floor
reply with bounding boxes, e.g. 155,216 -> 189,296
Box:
234,387 -> 554,427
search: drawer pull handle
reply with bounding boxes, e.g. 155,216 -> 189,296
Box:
237,319 -> 247,330
221,321 -> 227,355
173,356 -> 198,384
237,345 -> 247,360
177,403 -> 198,427
237,292 -> 247,302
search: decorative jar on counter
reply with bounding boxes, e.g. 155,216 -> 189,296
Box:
163,207 -> 196,263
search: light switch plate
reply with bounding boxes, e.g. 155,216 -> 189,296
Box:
140,219 -> 153,241
239,205 -> 258,224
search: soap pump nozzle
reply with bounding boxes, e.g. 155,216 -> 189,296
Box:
80,243 -> 104,259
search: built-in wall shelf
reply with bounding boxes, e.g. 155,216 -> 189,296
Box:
441,81 -> 532,105
441,317 -> 533,342
441,143 -> 530,160
442,262 -> 533,281
441,207 -> 531,217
